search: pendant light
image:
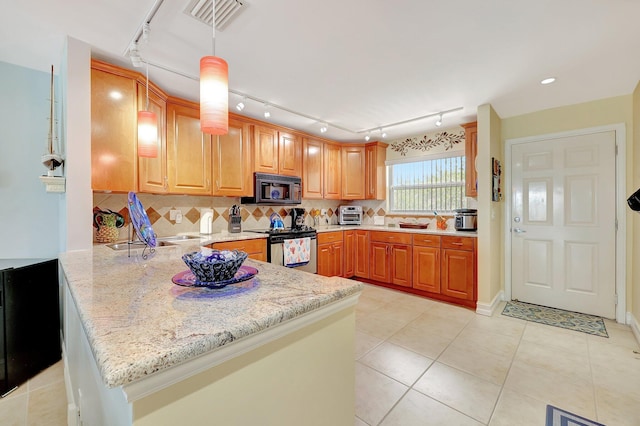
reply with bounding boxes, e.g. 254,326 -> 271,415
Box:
200,0 -> 229,135
138,61 -> 158,158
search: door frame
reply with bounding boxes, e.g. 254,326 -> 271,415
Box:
504,124 -> 627,323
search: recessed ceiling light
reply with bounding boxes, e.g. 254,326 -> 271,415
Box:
540,77 -> 556,85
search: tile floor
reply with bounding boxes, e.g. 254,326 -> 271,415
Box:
1,284 -> 639,425
355,284 -> 640,425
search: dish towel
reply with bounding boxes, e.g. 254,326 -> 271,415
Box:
283,238 -> 311,267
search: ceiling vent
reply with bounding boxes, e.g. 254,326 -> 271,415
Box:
185,0 -> 245,31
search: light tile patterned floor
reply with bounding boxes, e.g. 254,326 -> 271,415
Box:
355,284 -> 640,426
2,283 -> 639,426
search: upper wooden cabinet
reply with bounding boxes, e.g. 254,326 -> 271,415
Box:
365,142 -> 388,200
323,143 -> 342,199
302,138 -> 324,199
462,121 -> 477,197
341,145 -> 366,200
166,100 -> 212,195
254,126 -> 302,177
91,63 -> 138,192
212,117 -> 252,197
137,82 -> 168,194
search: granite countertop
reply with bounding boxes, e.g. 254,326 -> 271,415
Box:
59,243 -> 362,388
314,225 -> 478,237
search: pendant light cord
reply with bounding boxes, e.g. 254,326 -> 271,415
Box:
145,61 -> 150,110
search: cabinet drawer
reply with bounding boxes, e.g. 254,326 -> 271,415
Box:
318,231 -> 343,244
441,236 -> 475,251
370,231 -> 412,245
412,234 -> 441,247
211,238 -> 266,254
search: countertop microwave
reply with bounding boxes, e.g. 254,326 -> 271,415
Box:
241,173 -> 302,205
338,205 -> 363,225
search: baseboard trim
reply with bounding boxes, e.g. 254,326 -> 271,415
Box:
627,312 -> 640,346
476,291 -> 504,316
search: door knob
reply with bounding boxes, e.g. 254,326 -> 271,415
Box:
513,228 -> 526,233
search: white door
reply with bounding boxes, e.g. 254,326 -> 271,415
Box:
511,131 -> 616,318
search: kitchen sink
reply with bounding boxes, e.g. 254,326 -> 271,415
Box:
157,235 -> 201,242
106,241 -> 176,250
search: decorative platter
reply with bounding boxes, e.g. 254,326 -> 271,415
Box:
172,265 -> 258,289
127,191 -> 157,248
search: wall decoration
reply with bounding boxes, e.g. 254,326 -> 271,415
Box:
492,157 -> 502,202
390,130 -> 465,156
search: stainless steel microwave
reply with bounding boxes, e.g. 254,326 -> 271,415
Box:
241,173 -> 302,205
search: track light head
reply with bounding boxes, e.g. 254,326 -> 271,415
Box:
435,114 -> 443,127
263,104 -> 271,119
364,134 -> 370,141
319,122 -> 328,133
129,42 -> 143,67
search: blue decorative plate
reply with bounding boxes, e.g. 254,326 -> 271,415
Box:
172,265 -> 258,289
127,192 -> 157,248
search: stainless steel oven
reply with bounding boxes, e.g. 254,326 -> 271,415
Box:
247,228 -> 317,274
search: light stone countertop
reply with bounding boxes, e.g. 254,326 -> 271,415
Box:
59,243 -> 362,388
313,224 -> 478,237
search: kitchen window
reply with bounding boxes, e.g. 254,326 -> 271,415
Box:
388,153 -> 465,213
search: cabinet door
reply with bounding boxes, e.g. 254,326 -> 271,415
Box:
166,102 -> 212,195
317,243 -> 333,277
213,118 -> 252,196
341,146 -> 365,199
323,143 -> 342,199
391,244 -> 412,287
365,142 -> 387,200
370,242 -> 390,283
138,84 -> 168,194
355,230 -> 370,279
91,67 -> 137,192
211,239 -> 266,262
343,230 -> 355,278
441,249 -> 475,300
278,131 -> 302,177
462,121 -> 478,197
302,138 -> 323,199
332,242 -> 344,278
254,125 -> 279,173
413,246 -> 440,292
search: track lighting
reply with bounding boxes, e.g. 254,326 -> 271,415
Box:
236,97 -> 245,112
319,122 -> 328,133
364,133 -> 370,141
435,114 -> 443,127
380,128 -> 387,138
129,42 -> 143,68
263,104 -> 271,119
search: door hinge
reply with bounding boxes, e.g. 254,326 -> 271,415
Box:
615,218 -> 618,231
614,294 -> 618,305
615,144 -> 619,156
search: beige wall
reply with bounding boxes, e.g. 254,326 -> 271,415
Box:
500,94 -> 635,319
632,82 -> 640,322
476,104 -> 504,307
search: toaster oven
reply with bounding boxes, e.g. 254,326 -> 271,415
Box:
338,205 -> 362,225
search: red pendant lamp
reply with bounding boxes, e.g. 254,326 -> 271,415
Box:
200,0 -> 228,135
138,62 -> 158,158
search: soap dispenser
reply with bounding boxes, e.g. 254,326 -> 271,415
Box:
200,208 -> 213,235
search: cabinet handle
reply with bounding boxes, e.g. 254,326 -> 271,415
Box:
451,242 -> 463,246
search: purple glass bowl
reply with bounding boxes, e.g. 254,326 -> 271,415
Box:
182,250 -> 248,283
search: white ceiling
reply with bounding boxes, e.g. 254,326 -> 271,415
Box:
2,0 -> 640,142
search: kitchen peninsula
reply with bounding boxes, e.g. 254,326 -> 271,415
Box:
60,241 -> 362,426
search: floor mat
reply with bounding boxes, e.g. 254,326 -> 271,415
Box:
502,300 -> 608,338
546,404 -> 605,426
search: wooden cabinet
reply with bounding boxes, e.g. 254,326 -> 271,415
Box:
462,121 -> 478,197
343,230 -> 355,278
302,138 -> 324,199
369,231 -> 412,287
341,145 -> 366,199
365,142 -> 388,200
355,230 -> 370,279
323,143 -> 342,199
137,82 -> 168,194
166,99 -> 212,195
412,234 -> 441,293
212,117 -> 252,196
317,231 -> 343,277
441,236 -> 476,301
209,238 -> 267,262
254,126 -> 302,177
91,63 -> 138,192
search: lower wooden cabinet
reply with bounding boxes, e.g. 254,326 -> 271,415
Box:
317,231 -> 343,277
413,246 -> 440,293
354,230 -> 370,279
343,230 -> 355,278
369,232 -> 412,287
441,236 -> 476,301
209,239 -> 267,262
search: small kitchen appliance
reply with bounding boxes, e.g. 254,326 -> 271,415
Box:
454,209 -> 477,231
290,208 -> 306,229
628,187 -> 640,211
338,205 -> 362,225
241,173 -> 302,205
